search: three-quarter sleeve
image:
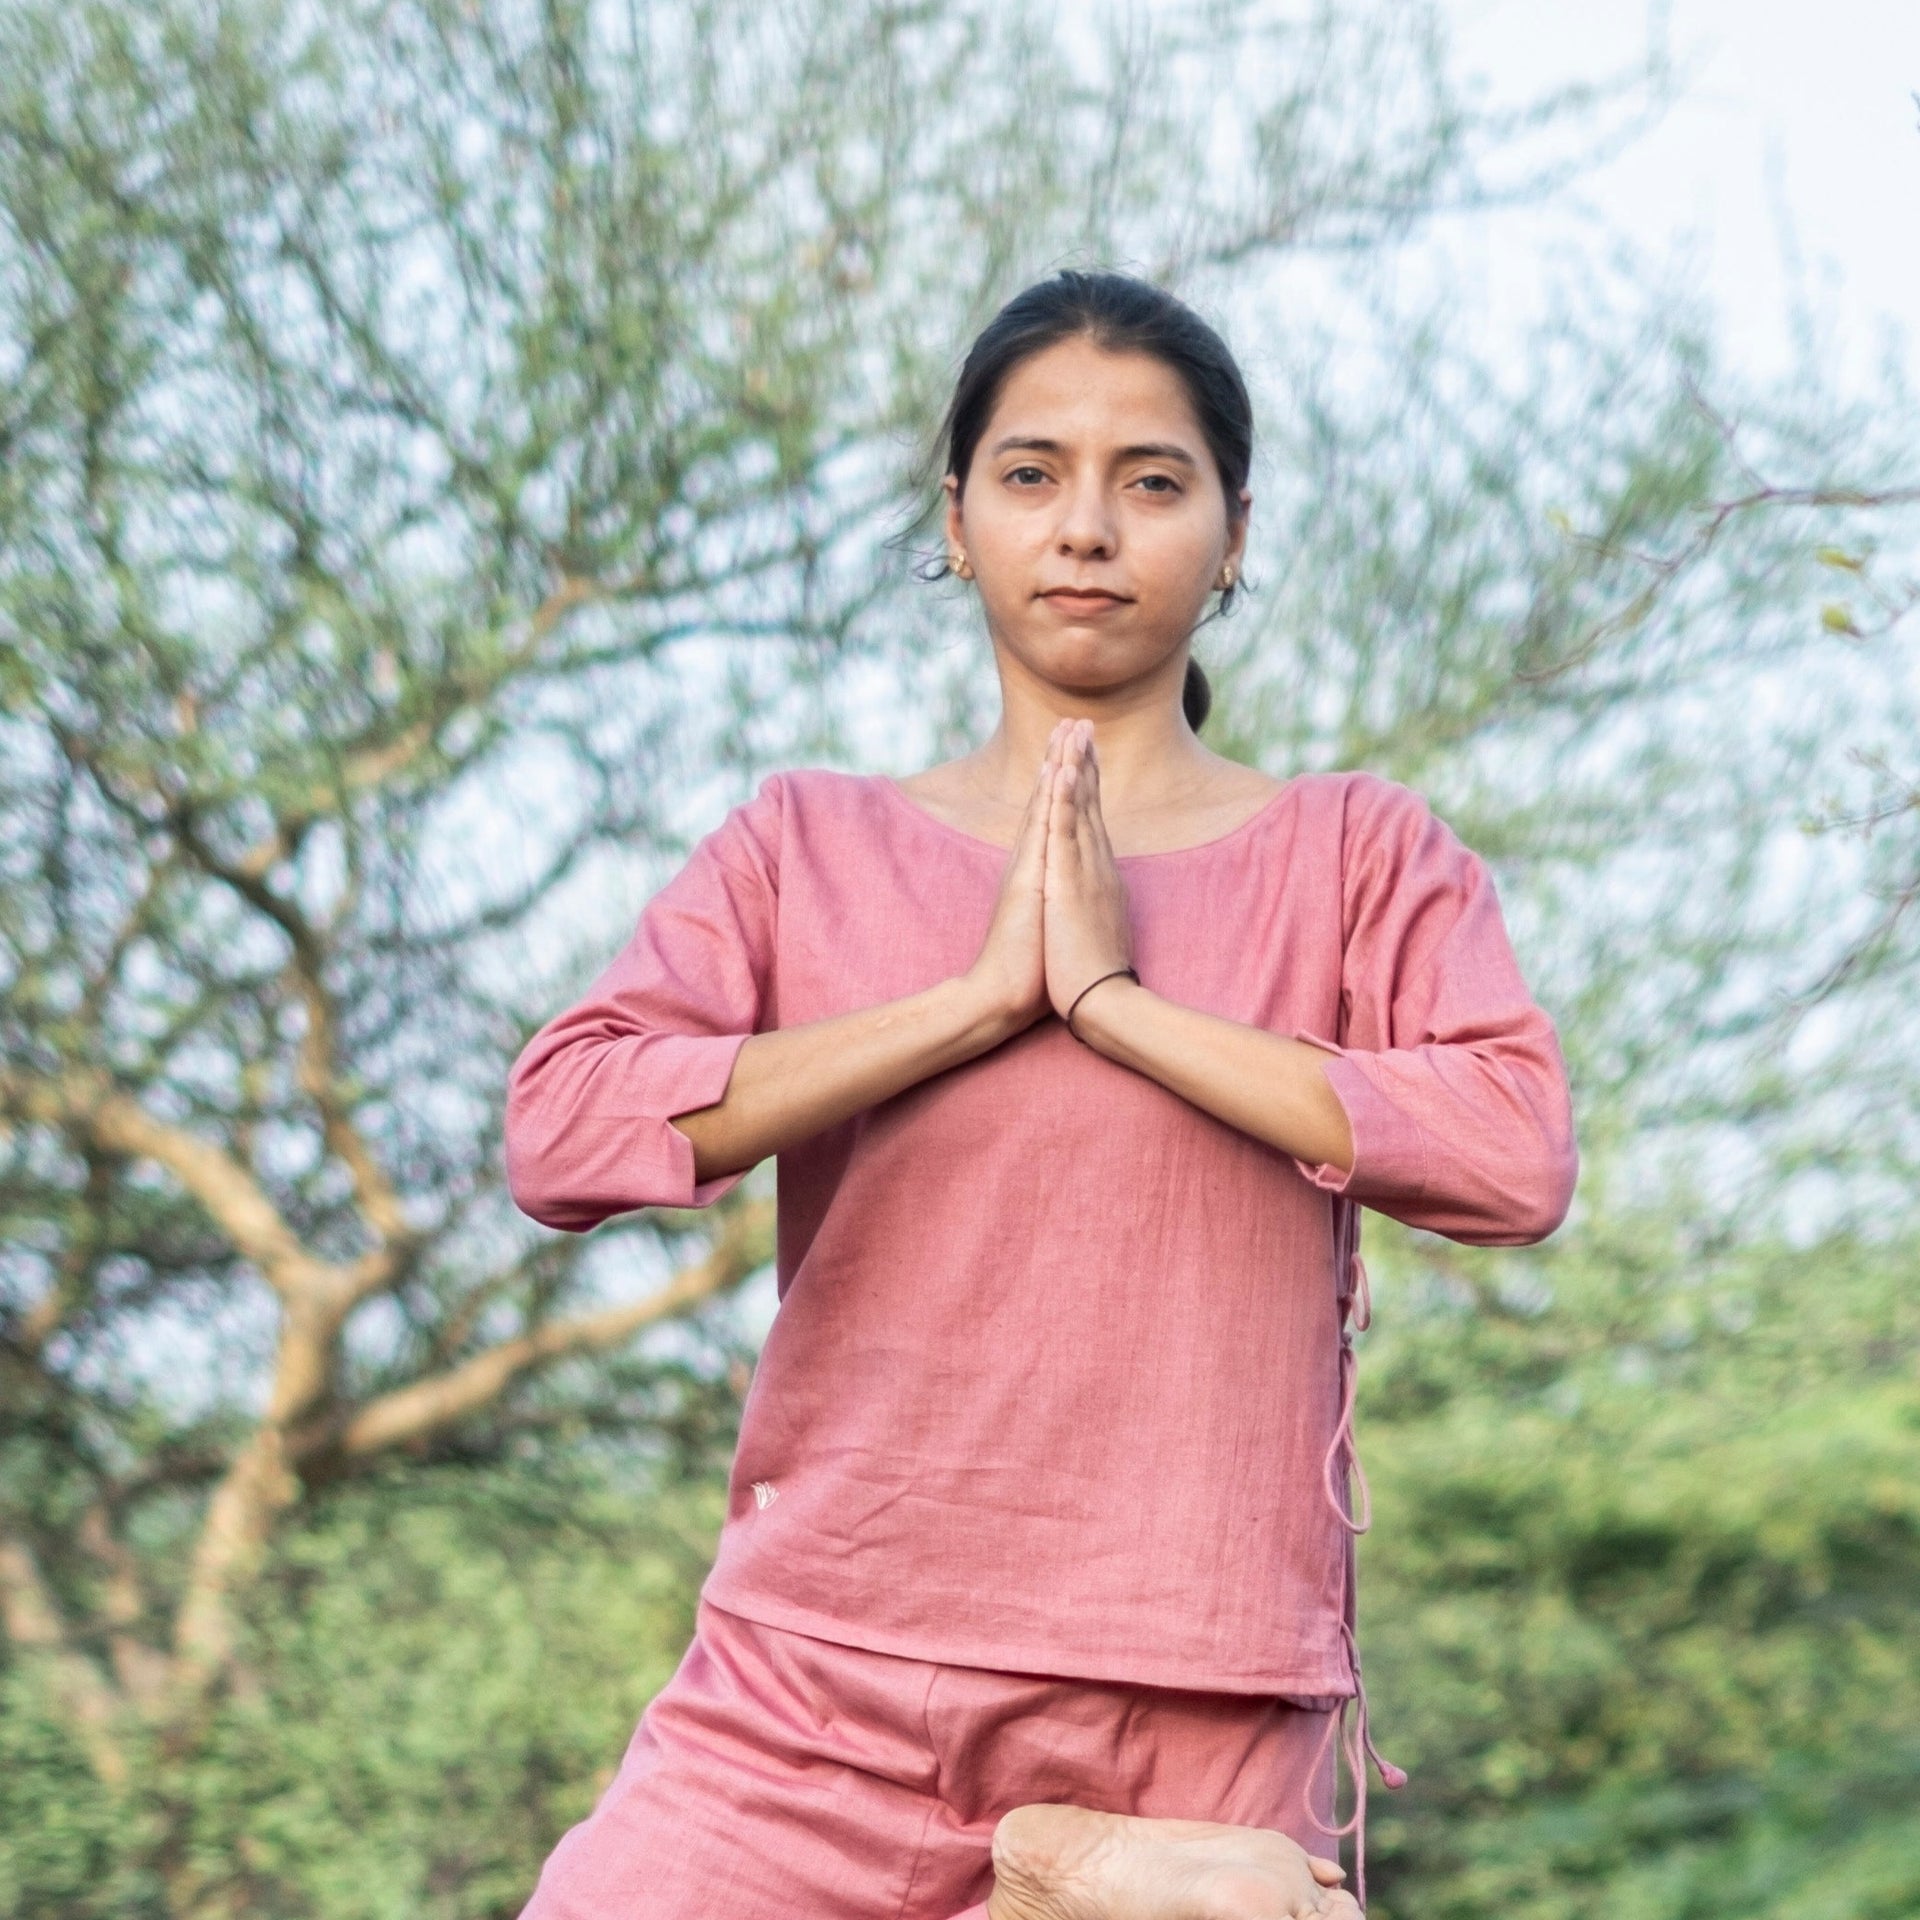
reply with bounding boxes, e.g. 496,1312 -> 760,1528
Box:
503,774 -> 783,1232
1289,773 -> 1577,1245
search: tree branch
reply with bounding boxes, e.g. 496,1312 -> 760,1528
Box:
0,1066 -> 388,1309
0,1532 -> 128,1788
308,1197 -> 774,1467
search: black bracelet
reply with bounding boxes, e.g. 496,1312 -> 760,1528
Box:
1065,966 -> 1140,1040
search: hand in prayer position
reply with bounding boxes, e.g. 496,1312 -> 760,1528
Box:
1041,718 -> 1137,1024
964,714 -> 1139,1028
962,724 -> 1060,1034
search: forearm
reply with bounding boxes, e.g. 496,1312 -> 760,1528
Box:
1069,977 -> 1355,1172
671,974 -> 1025,1182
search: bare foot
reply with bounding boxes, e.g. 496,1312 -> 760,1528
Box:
985,1804 -> 1360,1920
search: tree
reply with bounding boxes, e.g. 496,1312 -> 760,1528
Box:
1550,376 -> 1920,1011
1489,93 -> 1920,1008
0,0 -> 1678,1890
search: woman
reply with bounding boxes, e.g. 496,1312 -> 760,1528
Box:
505,270 -> 1578,1920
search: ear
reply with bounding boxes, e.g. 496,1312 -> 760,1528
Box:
942,474 -> 964,555
1224,487 -> 1253,572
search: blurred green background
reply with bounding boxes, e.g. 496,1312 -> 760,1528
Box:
2,2 -> 1916,1915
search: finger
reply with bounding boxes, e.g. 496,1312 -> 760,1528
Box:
1033,728 -> 1067,807
1073,762 -> 1100,841
1072,762 -> 1105,864
1307,1855 -> 1347,1887
1061,753 -> 1089,850
1051,726 -> 1078,803
1088,799 -> 1117,871
1044,719 -> 1078,786
1059,718 -> 1090,783
1075,806 -> 1102,880
1046,762 -> 1078,883
1008,732 -> 1066,873
1084,790 -> 1117,872
1013,752 -> 1056,873
1079,733 -> 1115,848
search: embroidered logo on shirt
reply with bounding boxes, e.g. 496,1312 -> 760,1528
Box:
751,1480 -> 778,1510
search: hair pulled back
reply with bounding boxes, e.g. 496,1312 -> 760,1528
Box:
933,270 -> 1253,733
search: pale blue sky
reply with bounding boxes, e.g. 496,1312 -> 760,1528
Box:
1445,0 -> 1919,391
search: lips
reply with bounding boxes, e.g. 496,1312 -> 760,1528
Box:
1041,589 -> 1130,610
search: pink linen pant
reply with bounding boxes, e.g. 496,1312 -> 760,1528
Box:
518,1598 -> 1341,1920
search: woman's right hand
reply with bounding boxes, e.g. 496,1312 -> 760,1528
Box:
962,722 -> 1064,1040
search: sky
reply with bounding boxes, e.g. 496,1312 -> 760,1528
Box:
83,0 -> 1918,1411
741,2 -> 1920,1347
1440,0 -> 1920,393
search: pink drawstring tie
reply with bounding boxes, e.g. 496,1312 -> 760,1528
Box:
1306,1245 -> 1406,1911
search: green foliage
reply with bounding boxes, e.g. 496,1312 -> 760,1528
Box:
0,1667 -> 161,1918
2,1463 -> 724,1920
1352,1219 -> 1920,1919
5,1226 -> 1913,1917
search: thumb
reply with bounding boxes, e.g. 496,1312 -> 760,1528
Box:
1307,1855 -> 1347,1888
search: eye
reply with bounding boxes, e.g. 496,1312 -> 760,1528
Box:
1006,465 -> 1048,486
1134,473 -> 1182,495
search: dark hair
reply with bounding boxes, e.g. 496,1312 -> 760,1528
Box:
928,269 -> 1253,733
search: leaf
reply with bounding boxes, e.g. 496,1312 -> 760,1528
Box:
1815,546 -> 1865,571
1820,604 -> 1862,636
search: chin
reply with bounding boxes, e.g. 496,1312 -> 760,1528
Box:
1022,638 -> 1173,697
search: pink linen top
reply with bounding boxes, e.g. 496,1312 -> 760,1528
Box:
504,765 -> 1577,1713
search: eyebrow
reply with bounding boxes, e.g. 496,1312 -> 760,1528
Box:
986,434 -> 1200,469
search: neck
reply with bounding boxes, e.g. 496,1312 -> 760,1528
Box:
967,653 -> 1214,814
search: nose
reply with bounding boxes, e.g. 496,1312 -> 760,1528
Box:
1052,471 -> 1118,560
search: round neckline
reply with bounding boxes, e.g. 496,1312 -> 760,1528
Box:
874,770 -> 1304,863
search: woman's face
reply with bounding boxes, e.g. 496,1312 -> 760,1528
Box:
944,335 -> 1249,709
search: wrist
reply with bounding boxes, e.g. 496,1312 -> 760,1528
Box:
943,970 -> 1036,1055
1065,969 -> 1145,1052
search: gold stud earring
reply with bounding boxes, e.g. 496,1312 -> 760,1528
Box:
952,551 -> 972,580
1219,564 -> 1236,591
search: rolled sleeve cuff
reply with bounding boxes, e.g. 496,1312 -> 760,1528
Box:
1288,1028 -> 1431,1203
648,1030 -> 755,1209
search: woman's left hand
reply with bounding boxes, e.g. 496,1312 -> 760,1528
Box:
1043,719 -> 1136,1027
